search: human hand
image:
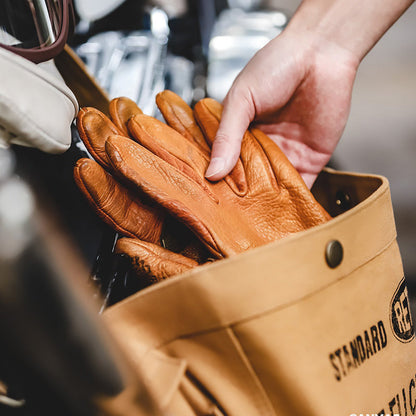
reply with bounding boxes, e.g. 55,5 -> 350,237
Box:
205,30 -> 359,188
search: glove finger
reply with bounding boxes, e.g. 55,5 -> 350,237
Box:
74,158 -> 164,243
106,135 -> 225,257
128,114 -> 209,186
249,127 -> 304,187
77,107 -> 124,170
196,98 -> 325,196
109,96 -> 143,136
155,90 -> 210,153
194,98 -> 248,195
115,238 -> 198,283
193,98 -> 222,147
249,128 -> 332,221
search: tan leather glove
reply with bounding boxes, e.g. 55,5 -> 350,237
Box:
75,98 -> 163,243
74,96 -> 206,282
105,97 -> 331,258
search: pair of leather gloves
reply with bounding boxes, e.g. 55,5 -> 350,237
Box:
74,91 -> 331,284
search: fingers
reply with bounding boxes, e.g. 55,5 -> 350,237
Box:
249,128 -> 331,222
249,128 -> 301,188
128,114 -> 210,186
74,158 -> 164,243
109,96 -> 143,136
155,90 -> 210,153
204,88 -> 255,180
193,98 -> 222,146
301,173 -> 318,189
195,99 -> 290,193
194,98 -> 248,195
77,107 -> 124,170
115,238 -> 198,283
106,135 -> 222,257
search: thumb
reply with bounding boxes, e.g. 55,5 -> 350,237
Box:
205,87 -> 255,180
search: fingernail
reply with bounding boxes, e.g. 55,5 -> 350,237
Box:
205,157 -> 225,178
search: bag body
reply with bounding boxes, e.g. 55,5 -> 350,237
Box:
104,168 -> 416,416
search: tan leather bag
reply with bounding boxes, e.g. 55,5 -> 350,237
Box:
103,168 -> 416,416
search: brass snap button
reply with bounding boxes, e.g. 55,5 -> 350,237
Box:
335,190 -> 352,211
325,240 -> 343,268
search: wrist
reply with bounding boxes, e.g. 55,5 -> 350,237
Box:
276,26 -> 360,75
285,0 -> 415,63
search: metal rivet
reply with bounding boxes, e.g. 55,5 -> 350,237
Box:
335,190 -> 352,211
325,240 -> 343,268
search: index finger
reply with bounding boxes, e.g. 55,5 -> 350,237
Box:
204,89 -> 254,180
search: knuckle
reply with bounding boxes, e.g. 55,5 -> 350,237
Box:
214,132 -> 233,146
